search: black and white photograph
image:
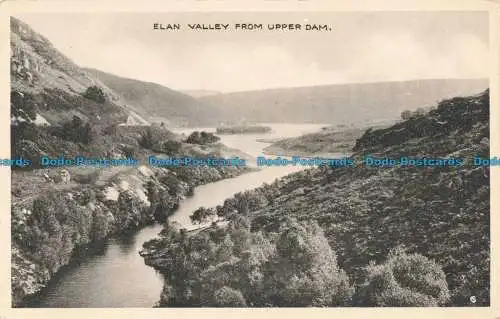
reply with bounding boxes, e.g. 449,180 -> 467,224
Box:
9,10 -> 490,308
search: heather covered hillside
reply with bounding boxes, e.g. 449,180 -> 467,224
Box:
142,89 -> 490,307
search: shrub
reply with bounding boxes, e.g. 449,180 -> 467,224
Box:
158,140 -> 182,154
190,207 -> 215,224
11,91 -> 37,122
400,110 -> 412,120
121,145 -> 136,158
12,121 -> 38,141
56,115 -> 93,144
262,219 -> 354,306
103,124 -> 118,135
213,286 -> 247,307
72,171 -> 100,184
138,128 -> 155,149
83,86 -> 106,104
353,247 -> 450,307
186,131 -> 220,145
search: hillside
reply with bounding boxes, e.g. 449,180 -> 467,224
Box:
10,17 -> 254,306
85,68 -> 219,127
181,90 -> 221,98
263,121 -> 396,157
199,79 -> 488,124
10,17 -> 148,126
141,89 -> 490,307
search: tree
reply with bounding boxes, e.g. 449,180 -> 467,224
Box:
138,128 -> 155,149
186,131 -> 220,145
262,219 -> 353,306
213,286 -> 247,307
83,85 -> 106,104
190,207 -> 216,224
353,247 -> 450,306
414,107 -> 426,116
58,116 -> 93,145
401,110 -> 412,120
81,122 -> 93,144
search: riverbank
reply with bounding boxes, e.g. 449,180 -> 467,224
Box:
262,125 -> 392,158
11,161 -> 253,307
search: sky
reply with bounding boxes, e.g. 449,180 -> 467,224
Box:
17,11 -> 489,92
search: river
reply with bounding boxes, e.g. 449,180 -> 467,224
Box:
26,123 -> 327,307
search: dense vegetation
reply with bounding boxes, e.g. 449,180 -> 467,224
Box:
142,89 -> 490,307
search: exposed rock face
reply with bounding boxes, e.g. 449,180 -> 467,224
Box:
10,17 -> 149,125
59,169 -> 71,184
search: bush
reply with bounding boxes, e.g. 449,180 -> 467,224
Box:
213,286 -> 247,307
103,124 -> 118,135
262,219 -> 353,306
190,207 -> 215,224
158,140 -> 182,154
138,128 -> 155,149
83,86 -> 106,104
56,115 -> 93,144
12,121 -> 38,141
72,171 -> 100,184
401,110 -> 412,120
11,91 -> 38,123
186,131 -> 220,145
121,145 -> 136,158
353,247 -> 450,306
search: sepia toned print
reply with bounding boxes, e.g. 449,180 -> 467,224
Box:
9,11 -> 490,308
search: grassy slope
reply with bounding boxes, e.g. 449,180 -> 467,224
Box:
84,68 -> 218,127
262,124 -> 394,157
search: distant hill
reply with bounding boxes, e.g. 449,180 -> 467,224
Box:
181,90 -> 221,98
200,79 -> 488,124
85,69 -> 219,127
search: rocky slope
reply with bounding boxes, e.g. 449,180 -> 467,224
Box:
10,17 -> 148,126
142,89 -> 490,307
10,17 -> 254,306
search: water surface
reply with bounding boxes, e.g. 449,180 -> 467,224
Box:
28,123 -> 327,307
